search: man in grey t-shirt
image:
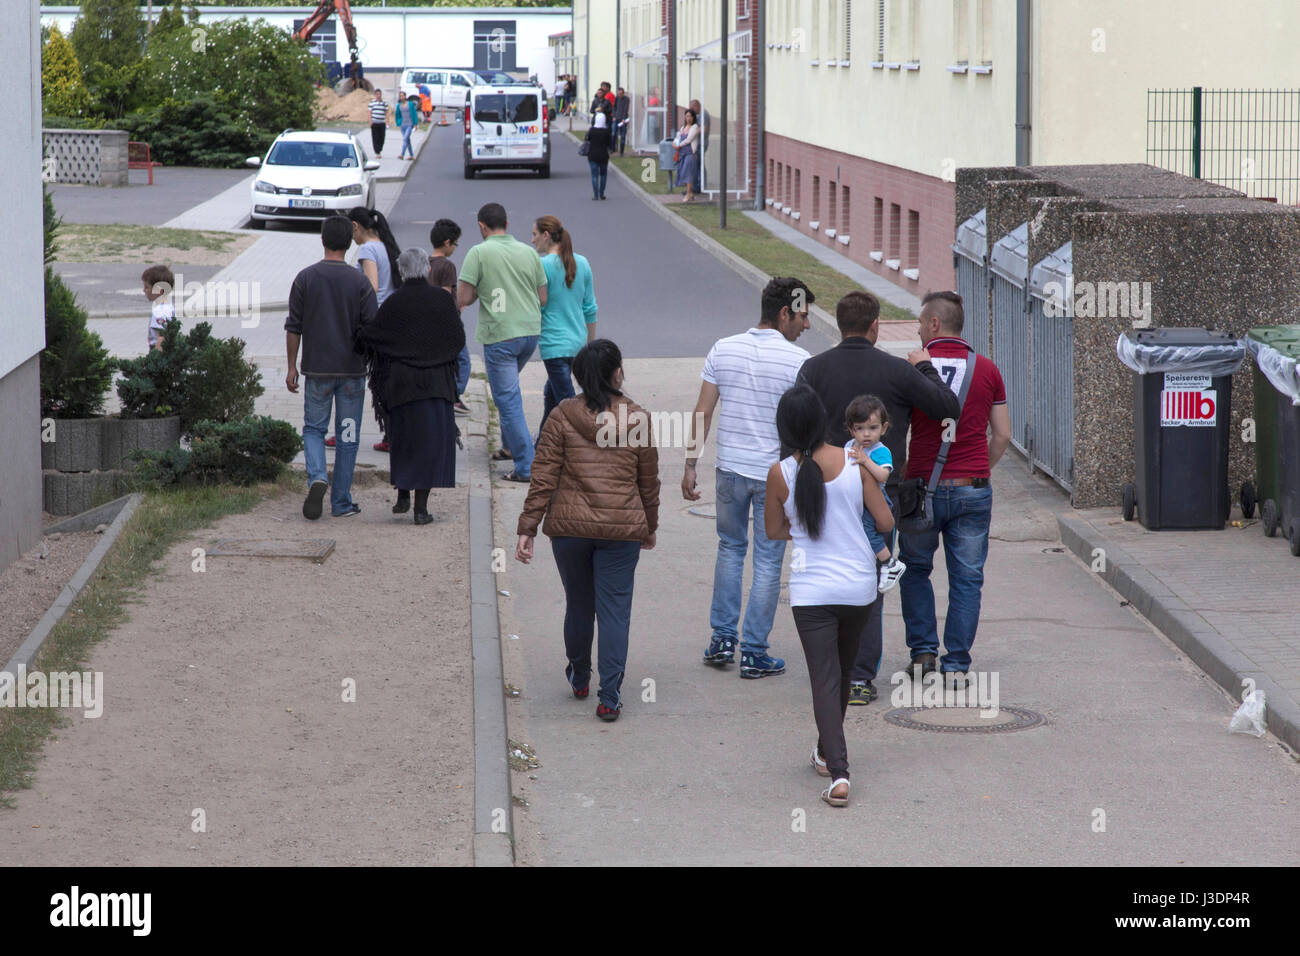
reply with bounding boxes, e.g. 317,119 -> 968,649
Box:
285,215 -> 377,520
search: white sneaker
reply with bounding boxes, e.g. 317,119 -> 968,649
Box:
878,558 -> 907,593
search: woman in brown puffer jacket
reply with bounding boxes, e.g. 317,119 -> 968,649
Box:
515,339 -> 660,722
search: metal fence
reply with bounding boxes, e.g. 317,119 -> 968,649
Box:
1027,242 -> 1075,491
1147,88 -> 1300,205
953,208 -> 990,359
989,223 -> 1031,455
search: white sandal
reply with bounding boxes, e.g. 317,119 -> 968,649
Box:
810,746 -> 830,778
822,777 -> 850,807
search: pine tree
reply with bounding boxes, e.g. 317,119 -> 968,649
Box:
41,25 -> 91,119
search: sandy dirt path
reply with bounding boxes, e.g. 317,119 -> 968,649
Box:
1,481 -> 473,866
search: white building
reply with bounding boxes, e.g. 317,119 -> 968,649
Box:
3,3 -> 44,574
40,5 -> 572,79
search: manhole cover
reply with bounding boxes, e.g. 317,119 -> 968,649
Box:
883,705 -> 1045,734
208,538 -> 335,563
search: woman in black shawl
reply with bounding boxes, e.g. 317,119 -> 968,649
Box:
355,247 -> 466,524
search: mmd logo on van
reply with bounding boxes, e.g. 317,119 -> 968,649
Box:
1161,373 -> 1216,427
516,124 -> 539,133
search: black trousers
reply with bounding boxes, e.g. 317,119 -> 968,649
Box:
371,123 -> 386,155
793,603 -> 872,781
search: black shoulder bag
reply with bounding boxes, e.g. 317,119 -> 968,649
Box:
895,348 -> 977,534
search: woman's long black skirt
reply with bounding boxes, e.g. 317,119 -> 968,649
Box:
387,397 -> 456,490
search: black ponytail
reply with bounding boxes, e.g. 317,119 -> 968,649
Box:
572,339 -> 623,413
776,384 -> 829,539
348,206 -> 401,283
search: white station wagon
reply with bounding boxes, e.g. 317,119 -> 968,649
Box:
245,130 -> 380,229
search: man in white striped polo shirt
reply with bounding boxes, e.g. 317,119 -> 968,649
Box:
683,277 -> 814,678
368,90 -> 390,158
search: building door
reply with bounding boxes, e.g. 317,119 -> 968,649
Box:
474,20 -> 517,73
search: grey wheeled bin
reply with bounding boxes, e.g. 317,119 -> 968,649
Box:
1116,328 -> 1246,530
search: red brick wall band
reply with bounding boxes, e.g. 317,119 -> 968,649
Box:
764,131 -> 957,299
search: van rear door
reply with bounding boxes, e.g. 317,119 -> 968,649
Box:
469,92 -> 510,162
503,92 -> 543,162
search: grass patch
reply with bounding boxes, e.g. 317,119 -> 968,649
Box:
608,147 -> 916,322
0,473 -> 297,807
55,224 -> 246,264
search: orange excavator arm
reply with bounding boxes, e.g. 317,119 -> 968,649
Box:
295,0 -> 362,77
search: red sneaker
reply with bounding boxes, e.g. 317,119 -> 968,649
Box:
373,441 -> 390,452
324,436 -> 336,447
595,702 -> 621,722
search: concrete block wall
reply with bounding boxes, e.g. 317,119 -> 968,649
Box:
1072,198 -> 1300,509
42,129 -> 129,186
954,163 -> 1300,509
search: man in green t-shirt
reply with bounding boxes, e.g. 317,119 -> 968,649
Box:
457,202 -> 548,481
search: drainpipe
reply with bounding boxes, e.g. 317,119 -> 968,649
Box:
1015,0 -> 1031,166
754,0 -> 764,210
616,0 -> 622,92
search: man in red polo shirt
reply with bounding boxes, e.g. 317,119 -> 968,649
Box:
900,291 -> 1012,687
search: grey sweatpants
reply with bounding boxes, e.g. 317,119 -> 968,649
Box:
793,603 -> 873,781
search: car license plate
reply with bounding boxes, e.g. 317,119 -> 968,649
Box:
289,199 -> 325,209
476,146 -> 500,156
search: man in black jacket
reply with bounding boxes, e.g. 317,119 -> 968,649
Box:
796,290 -> 960,704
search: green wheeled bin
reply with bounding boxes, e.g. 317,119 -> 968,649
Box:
1254,338 -> 1300,553
1243,324 -> 1300,520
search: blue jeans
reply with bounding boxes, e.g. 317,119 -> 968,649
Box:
541,356 -> 575,427
456,345 -> 471,397
483,334 -> 538,477
399,124 -> 414,158
589,159 -> 608,198
615,122 -> 628,153
898,484 -> 993,673
302,375 -> 366,515
861,508 -> 886,557
552,536 -> 642,709
711,468 -> 786,654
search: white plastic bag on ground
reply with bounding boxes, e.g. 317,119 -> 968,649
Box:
1228,689 -> 1267,737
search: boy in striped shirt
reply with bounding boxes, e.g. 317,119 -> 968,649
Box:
368,90 -> 390,158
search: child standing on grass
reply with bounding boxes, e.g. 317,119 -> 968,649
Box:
845,395 -> 907,592
141,264 -> 175,352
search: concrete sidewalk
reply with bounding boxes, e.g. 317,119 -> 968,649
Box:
81,123 -> 440,322
491,356 -> 1299,866
1059,507 -> 1300,753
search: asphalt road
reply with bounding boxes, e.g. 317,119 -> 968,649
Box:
49,167 -> 252,226
384,123 -> 837,359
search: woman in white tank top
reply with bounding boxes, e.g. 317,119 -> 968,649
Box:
765,384 -> 894,807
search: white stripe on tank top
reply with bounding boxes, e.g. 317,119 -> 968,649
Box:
780,448 -> 876,607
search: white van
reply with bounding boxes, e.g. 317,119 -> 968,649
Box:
400,68 -> 483,109
463,86 -> 550,179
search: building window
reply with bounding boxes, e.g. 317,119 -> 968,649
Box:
908,0 -> 920,63
873,196 -> 884,250
842,185 -> 851,234
952,0 -> 969,63
829,181 -> 838,234
776,163 -> 783,204
907,209 -> 920,271
976,0 -> 992,65
888,202 -> 901,259
768,157 -> 775,199
813,175 -> 822,219
795,169 -> 802,210
844,0 -> 853,60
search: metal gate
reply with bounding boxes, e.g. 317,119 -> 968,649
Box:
989,223 -> 1030,454
953,208 -> 990,359
1027,242 -> 1075,491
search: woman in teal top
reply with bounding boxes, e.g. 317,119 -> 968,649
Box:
530,215 -> 598,427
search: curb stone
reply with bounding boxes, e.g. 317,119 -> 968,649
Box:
1057,512 -> 1300,754
466,375 -> 515,866
2,494 -> 142,678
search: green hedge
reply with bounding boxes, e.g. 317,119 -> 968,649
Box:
131,416 -> 301,487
